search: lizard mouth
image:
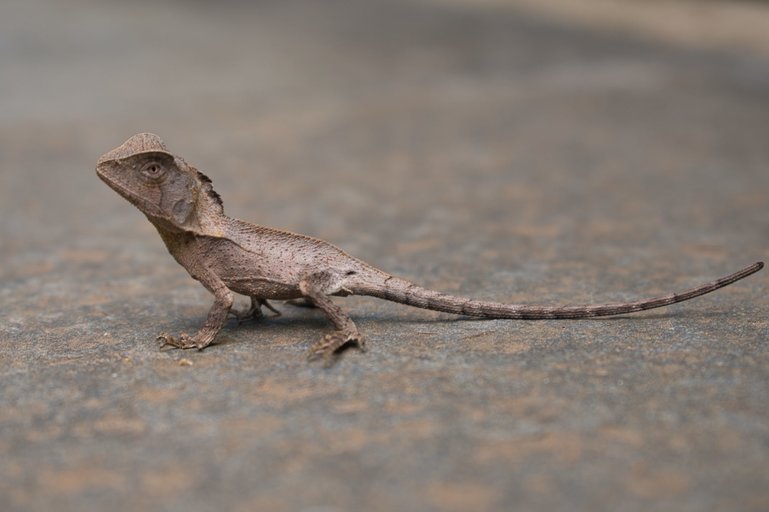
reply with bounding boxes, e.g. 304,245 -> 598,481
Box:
96,159 -> 164,218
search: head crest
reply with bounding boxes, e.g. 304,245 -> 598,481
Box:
98,133 -> 169,164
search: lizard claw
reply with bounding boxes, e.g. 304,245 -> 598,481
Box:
157,333 -> 175,349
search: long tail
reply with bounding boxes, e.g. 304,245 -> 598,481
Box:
358,262 -> 763,319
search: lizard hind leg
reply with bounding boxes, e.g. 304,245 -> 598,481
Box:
299,275 -> 364,362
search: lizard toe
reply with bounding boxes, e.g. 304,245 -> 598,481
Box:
157,332 -> 199,350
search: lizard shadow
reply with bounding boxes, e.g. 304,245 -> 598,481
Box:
225,307 -> 732,330
206,307 -> 732,362
218,314 -> 364,366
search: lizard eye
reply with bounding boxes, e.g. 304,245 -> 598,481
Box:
140,161 -> 166,180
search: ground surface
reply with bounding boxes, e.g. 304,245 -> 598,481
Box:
1,1 -> 768,511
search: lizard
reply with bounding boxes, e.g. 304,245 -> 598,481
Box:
96,133 -> 764,361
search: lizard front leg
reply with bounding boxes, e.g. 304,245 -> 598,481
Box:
158,268 -> 234,351
299,273 -> 364,361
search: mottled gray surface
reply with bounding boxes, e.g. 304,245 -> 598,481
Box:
1,1 -> 768,511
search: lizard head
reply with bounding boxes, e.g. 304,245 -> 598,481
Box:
96,133 -> 222,231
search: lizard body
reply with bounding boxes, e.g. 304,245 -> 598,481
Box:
96,133 -> 763,360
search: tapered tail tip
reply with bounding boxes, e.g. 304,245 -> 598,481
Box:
742,261 -> 763,277
739,261 -> 764,280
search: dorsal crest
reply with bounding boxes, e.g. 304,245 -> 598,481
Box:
195,169 -> 224,213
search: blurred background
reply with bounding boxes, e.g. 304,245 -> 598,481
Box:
1,1 -> 768,511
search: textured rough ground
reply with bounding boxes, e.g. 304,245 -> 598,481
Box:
1,1 -> 767,511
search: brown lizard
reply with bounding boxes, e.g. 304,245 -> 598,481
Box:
96,133 -> 764,360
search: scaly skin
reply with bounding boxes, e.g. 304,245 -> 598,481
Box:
96,133 -> 763,361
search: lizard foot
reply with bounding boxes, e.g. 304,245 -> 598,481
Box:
229,307 -> 263,325
229,298 -> 281,325
307,331 -> 365,363
157,332 -> 203,350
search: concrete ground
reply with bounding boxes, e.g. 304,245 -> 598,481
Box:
1,1 -> 768,511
